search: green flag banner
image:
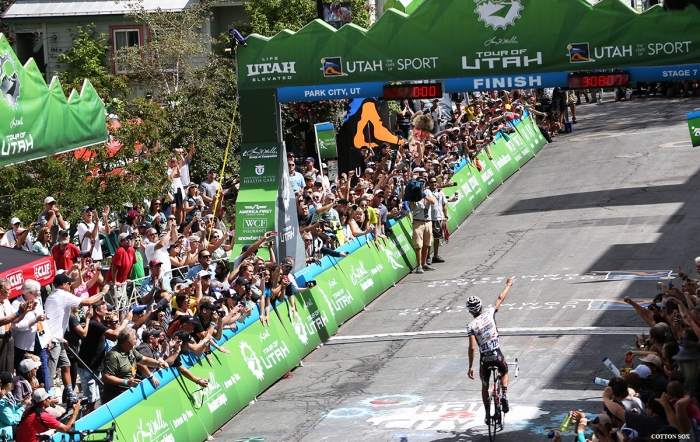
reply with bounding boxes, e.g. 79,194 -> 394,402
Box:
315,122 -> 339,159
0,34 -> 107,168
237,0 -> 700,92
687,110 -> 700,147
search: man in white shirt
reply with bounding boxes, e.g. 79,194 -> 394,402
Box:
145,222 -> 177,279
44,273 -> 103,395
76,206 -> 111,262
0,217 -> 34,251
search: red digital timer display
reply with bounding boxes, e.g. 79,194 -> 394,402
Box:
568,72 -> 630,89
383,83 -> 443,100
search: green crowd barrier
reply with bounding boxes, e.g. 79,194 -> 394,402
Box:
73,114 -> 546,442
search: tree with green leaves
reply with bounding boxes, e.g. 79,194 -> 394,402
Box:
55,24 -> 129,99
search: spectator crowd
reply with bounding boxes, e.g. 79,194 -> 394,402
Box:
0,86 -> 605,440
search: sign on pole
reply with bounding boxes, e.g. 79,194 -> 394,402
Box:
314,122 -> 338,159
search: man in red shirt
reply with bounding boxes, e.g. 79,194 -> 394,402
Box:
16,388 -> 80,442
106,233 -> 136,284
51,229 -> 80,271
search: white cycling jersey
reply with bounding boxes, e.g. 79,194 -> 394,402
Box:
466,306 -> 501,354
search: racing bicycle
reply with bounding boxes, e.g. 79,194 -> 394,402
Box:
485,358 -> 518,441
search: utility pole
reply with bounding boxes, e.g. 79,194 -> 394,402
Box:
316,0 -> 324,20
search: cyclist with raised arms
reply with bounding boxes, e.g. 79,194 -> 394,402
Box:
466,278 -> 514,422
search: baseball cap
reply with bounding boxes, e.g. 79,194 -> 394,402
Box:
10,217 -> 20,225
451,127 -> 460,132
171,277 -> 186,286
31,388 -> 56,404
305,157 -> 315,163
197,270 -> 211,278
149,259 -> 162,267
178,315 -> 197,325
118,232 -> 133,241
207,169 -> 216,174
78,251 -> 91,258
143,329 -> 164,340
412,167 -> 426,173
639,354 -> 663,367
188,236 -> 200,243
188,183 -> 198,188
0,372 -> 12,386
314,178 -> 323,184
131,305 -> 148,314
630,364 -> 652,379
18,359 -> 42,374
374,189 -> 384,195
138,221 -> 152,229
58,229 -> 69,236
172,330 -> 194,344
81,206 -> 92,213
235,277 -> 251,286
321,163 -> 328,169
199,302 -> 217,311
43,197 -> 56,204
53,273 -> 75,286
242,245 -> 252,252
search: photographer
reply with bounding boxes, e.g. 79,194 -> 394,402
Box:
17,388 -> 81,442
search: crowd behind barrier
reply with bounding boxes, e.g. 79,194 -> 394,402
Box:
0,88 -> 554,442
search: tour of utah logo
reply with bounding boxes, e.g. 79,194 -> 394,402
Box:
321,57 -> 346,77
567,43 -> 595,63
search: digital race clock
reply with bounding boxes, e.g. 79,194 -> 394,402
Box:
568,72 -> 630,89
383,83 -> 443,100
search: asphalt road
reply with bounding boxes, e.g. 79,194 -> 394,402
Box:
218,95 -> 700,442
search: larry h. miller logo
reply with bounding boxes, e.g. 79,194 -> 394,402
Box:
474,0 -> 524,30
321,57 -> 346,77
567,42 -> 595,63
0,51 -> 20,109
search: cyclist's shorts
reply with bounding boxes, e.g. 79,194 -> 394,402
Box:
479,348 -> 508,386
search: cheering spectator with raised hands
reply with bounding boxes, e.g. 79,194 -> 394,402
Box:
176,136 -> 195,188
165,331 -> 209,387
37,196 -> 66,247
168,156 -> 185,224
76,206 -> 110,262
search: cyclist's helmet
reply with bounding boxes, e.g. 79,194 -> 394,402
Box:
466,296 -> 482,314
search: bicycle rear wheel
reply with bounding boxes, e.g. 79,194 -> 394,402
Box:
487,391 -> 498,441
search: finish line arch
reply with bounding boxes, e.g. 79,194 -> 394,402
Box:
233,0 -> 700,268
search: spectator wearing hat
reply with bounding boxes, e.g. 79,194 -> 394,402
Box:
14,358 -> 40,402
429,99 -> 446,134
0,279 -> 35,373
102,327 -> 168,403
12,280 -> 50,390
145,222 -> 177,280
37,196 -> 66,247
637,354 -> 669,393
51,229 -> 81,272
1,217 -> 36,251
140,259 -> 171,306
199,169 -> 221,209
193,301 -> 225,344
136,328 -> 166,371
16,387 -> 81,441
44,273 -> 102,396
78,301 -> 132,414
0,370 -> 29,440
165,331 -> 210,387
184,184 -> 205,223
76,206 -> 111,262
602,387 -> 670,438
303,157 -> 319,182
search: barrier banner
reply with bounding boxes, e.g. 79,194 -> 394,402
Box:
281,291 -> 337,356
490,137 -> 519,181
687,110 -> 700,147
311,260 -> 367,324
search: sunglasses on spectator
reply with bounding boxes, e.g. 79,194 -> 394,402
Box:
201,255 -> 212,259
360,204 -> 368,208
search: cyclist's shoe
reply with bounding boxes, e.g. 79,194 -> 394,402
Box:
484,415 -> 490,426
501,395 -> 509,413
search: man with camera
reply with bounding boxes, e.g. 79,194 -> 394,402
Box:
145,222 -> 178,279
